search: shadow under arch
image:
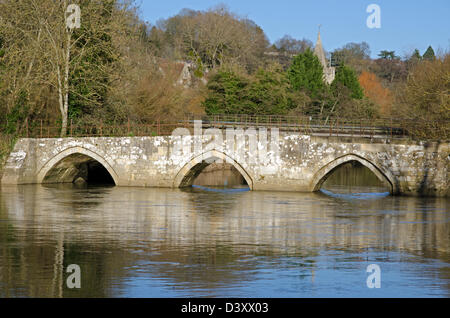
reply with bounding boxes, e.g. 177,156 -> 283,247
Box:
173,150 -> 253,190
37,146 -> 119,185
310,154 -> 397,194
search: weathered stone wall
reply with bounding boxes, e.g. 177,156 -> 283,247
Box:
1,134 -> 449,197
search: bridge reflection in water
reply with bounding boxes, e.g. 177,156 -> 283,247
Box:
0,179 -> 448,297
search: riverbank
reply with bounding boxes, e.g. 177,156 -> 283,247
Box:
0,134 -> 16,179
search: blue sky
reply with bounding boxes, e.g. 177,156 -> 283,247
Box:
139,0 -> 450,58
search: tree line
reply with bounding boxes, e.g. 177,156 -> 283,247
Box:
0,1 -> 448,154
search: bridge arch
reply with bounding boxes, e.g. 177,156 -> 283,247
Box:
310,154 -> 397,194
173,150 -> 253,189
37,146 -> 119,185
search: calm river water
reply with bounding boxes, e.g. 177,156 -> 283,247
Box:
0,171 -> 449,298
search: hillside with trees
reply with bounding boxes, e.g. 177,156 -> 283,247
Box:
0,1 -> 449,166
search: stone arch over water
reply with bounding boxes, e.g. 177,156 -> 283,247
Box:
173,150 -> 253,189
37,147 -> 119,185
310,154 -> 397,194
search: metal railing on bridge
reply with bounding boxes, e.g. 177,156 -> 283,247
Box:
8,114 -> 450,141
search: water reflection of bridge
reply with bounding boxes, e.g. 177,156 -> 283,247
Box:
0,185 -> 448,297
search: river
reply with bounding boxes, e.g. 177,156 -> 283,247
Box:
0,164 -> 449,298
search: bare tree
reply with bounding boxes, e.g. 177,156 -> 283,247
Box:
275,35 -> 312,55
0,0 -> 138,136
161,6 -> 269,73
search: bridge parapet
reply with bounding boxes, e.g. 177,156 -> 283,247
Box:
17,114 -> 450,141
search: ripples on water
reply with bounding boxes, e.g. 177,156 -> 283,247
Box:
320,188 -> 391,200
191,185 -> 250,193
0,182 -> 449,298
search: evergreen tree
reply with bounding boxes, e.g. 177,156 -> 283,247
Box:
406,49 -> 423,71
411,49 -> 422,60
245,67 -> 296,115
68,0 -> 118,121
423,46 -> 436,61
203,66 -> 300,115
203,70 -> 250,114
378,50 -> 397,60
332,65 -> 364,99
287,48 -> 326,98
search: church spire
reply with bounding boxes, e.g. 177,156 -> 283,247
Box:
313,26 -> 335,85
314,25 -> 327,68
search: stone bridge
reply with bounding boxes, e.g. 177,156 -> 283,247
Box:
1,132 -> 449,197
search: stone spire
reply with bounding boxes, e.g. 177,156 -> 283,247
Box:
314,29 -> 327,67
313,27 -> 335,85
